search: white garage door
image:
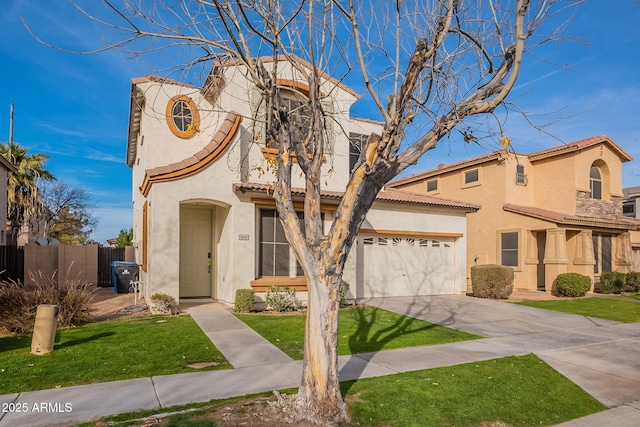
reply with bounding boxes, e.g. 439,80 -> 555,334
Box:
361,234 -> 455,297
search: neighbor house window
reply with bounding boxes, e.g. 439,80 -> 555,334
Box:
590,165 -> 602,199
426,179 -> 438,192
515,164 -> 527,185
258,209 -> 304,277
592,233 -> 612,274
623,201 -> 635,217
464,169 -> 479,185
501,232 -> 518,267
349,133 -> 367,172
166,95 -> 200,138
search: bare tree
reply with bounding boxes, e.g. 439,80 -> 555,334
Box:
34,182 -> 97,245
33,0 -> 582,423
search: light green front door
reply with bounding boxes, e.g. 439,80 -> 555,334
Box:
180,206 -> 213,297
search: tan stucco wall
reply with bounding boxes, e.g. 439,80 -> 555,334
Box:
392,143 -> 632,292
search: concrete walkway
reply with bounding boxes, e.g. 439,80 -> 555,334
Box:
1,296 -> 639,426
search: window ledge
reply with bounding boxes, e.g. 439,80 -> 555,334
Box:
250,277 -> 308,292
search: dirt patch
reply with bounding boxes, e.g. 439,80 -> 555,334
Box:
91,286 -> 150,321
99,395 -> 335,427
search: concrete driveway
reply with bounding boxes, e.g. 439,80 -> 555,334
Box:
362,295 -> 640,407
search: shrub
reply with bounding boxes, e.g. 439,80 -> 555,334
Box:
555,273 -> 591,297
234,289 -> 256,312
599,272 -> 626,294
625,272 -> 640,293
471,264 -> 514,299
0,275 -> 94,335
265,286 -> 299,312
149,293 -> 178,315
339,280 -> 350,306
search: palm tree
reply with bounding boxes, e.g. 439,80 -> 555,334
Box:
0,141 -> 55,244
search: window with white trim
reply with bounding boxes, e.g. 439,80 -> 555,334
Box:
349,133 -> 367,172
258,209 -> 303,277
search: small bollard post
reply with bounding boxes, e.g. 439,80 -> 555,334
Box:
31,304 -> 59,355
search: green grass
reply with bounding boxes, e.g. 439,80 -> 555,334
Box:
623,294 -> 640,301
79,355 -> 605,427
343,354 -> 605,426
235,306 -> 480,359
516,297 -> 640,323
0,315 -> 230,394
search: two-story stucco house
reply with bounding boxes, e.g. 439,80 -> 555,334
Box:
125,57 -> 478,305
388,136 -> 639,293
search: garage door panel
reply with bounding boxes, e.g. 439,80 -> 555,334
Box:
361,235 -> 454,298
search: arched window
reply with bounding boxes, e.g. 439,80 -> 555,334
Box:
277,89 -> 311,147
590,165 -> 602,199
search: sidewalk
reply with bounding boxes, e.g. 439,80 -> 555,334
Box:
1,296 -> 639,426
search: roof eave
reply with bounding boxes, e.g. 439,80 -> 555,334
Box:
126,83 -> 145,168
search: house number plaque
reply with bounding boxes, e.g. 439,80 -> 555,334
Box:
238,234 -> 250,241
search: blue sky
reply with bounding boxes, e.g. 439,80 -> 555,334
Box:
1,1 -> 639,244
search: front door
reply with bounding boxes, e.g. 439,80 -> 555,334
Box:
536,231 -> 546,291
180,206 -> 213,297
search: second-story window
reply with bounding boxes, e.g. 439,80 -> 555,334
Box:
279,91 -> 311,147
426,179 -> 438,192
464,169 -> 479,185
349,133 -> 367,172
166,95 -> 200,139
590,165 -> 602,199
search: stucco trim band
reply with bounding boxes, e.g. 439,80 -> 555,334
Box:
140,112 -> 242,196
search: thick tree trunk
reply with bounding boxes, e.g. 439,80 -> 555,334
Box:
284,271 -> 348,425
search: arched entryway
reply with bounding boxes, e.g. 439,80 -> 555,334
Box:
179,200 -> 229,299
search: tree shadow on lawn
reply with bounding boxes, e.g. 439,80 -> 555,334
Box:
341,297 -> 458,395
0,331 -> 115,353
55,331 -> 115,349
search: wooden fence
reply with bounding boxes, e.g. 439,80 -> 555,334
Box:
97,247 -> 126,287
0,245 -> 133,287
0,245 -> 24,282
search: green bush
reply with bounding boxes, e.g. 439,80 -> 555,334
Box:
265,286 -> 299,312
234,289 -> 256,312
555,273 -> 591,297
0,276 -> 94,335
599,272 -> 626,294
470,264 -> 514,299
625,272 -> 640,293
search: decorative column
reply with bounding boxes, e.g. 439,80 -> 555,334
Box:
615,232 -> 632,272
544,228 -> 567,293
573,230 -> 596,291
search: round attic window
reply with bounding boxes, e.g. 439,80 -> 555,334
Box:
166,95 -> 200,138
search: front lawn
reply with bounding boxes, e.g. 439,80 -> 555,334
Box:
82,354 -> 605,427
235,306 -> 480,359
0,316 -> 230,394
516,297 -> 640,323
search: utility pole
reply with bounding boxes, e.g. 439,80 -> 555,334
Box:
9,99 -> 14,142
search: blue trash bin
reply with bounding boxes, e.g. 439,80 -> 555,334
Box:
110,261 -> 139,294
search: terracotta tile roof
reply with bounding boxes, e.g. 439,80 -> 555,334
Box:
528,135 -> 633,162
388,135 -> 633,188
503,203 -> 640,230
234,183 -> 480,211
623,186 -> 640,198
140,113 -> 242,196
